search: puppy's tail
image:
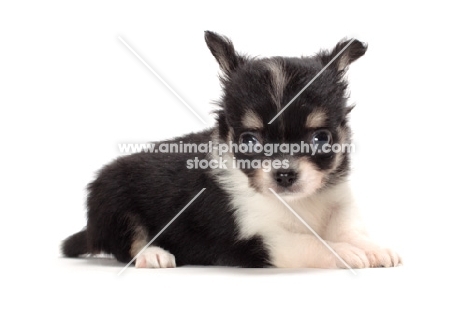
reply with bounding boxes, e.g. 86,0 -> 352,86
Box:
62,229 -> 88,257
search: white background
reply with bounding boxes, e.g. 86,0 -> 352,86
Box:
1,1 -> 467,310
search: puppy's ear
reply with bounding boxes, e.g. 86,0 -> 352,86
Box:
319,38 -> 367,71
205,31 -> 242,75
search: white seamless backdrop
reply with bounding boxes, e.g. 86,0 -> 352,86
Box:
1,1 -> 467,310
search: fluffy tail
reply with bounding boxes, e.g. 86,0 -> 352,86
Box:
62,229 -> 88,257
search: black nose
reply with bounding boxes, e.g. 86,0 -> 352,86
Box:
275,170 -> 297,188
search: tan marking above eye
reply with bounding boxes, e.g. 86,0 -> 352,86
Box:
306,111 -> 327,128
242,110 -> 263,129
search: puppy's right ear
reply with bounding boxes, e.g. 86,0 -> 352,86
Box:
205,31 -> 242,75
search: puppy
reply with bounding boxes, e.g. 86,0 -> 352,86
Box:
62,31 -> 401,269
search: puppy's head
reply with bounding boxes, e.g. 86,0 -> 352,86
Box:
206,31 -> 366,200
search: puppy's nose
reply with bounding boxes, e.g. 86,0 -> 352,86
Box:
274,170 -> 297,188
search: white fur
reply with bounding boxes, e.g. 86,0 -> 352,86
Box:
213,152 -> 401,268
210,124 -> 401,269
134,246 -> 176,269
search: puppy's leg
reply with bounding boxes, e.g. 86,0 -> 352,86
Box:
328,230 -> 401,268
324,192 -> 402,268
335,229 -> 401,268
268,230 -> 370,269
130,228 -> 176,269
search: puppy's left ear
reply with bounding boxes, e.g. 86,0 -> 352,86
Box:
320,38 -> 367,71
205,31 -> 243,75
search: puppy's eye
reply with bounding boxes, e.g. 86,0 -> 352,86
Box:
240,132 -> 261,146
239,132 -> 262,153
311,129 -> 332,148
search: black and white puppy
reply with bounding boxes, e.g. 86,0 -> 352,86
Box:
62,31 -> 401,269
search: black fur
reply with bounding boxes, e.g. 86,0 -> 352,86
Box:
83,130 -> 269,267
62,31 -> 366,267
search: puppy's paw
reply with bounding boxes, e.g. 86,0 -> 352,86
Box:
364,247 -> 401,268
328,242 -> 370,269
135,246 -> 176,269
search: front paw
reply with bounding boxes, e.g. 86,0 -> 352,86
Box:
364,247 -> 401,268
328,242 -> 370,269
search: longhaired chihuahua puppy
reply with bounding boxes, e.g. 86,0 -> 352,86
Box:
62,31 -> 401,269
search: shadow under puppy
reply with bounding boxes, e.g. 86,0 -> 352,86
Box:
62,31 -> 401,269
